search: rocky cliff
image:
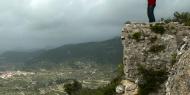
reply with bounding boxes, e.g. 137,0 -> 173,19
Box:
117,22 -> 190,95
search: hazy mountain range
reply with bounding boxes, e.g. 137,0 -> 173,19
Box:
0,37 -> 123,70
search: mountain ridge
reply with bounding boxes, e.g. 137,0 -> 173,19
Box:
0,37 -> 123,70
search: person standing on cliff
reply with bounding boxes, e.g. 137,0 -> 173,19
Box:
147,0 -> 156,22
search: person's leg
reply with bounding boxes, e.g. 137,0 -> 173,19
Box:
150,5 -> 155,22
147,6 -> 151,22
147,5 -> 155,22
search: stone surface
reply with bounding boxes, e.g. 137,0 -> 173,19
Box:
166,49 -> 190,95
120,22 -> 190,95
121,80 -> 138,95
116,85 -> 125,94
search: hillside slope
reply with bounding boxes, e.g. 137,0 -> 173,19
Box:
24,37 -> 123,69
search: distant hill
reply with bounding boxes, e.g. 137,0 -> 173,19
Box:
0,37 -> 123,70
0,50 -> 45,64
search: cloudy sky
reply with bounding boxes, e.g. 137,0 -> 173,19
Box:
0,0 -> 189,51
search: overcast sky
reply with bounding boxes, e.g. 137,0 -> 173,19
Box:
0,0 -> 189,52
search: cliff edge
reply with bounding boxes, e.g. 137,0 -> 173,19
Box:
117,22 -> 190,95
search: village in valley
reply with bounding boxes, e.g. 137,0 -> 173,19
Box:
0,62 -> 115,95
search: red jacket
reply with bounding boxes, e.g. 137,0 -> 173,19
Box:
148,0 -> 156,6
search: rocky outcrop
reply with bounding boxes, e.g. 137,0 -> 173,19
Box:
119,22 -> 190,95
116,80 -> 138,95
166,49 -> 190,95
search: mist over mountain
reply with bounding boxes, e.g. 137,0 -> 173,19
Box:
0,50 -> 45,63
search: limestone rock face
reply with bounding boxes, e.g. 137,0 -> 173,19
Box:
120,22 -> 190,95
116,85 -> 125,94
166,49 -> 190,95
121,80 -> 138,95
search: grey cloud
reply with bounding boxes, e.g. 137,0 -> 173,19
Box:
0,0 -> 189,52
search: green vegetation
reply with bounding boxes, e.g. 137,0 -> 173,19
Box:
131,32 -> 142,41
0,75 -> 66,95
149,36 -> 157,43
0,63 -> 116,95
125,21 -> 131,24
148,44 -> 166,53
163,12 -> 190,26
170,26 -> 175,30
64,64 -> 124,95
150,24 -> 165,35
137,65 -> 168,95
171,53 -> 177,65
78,74 -> 122,95
64,80 -> 82,95
164,18 -> 173,24
174,12 -> 190,26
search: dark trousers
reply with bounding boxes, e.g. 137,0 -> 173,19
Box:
147,5 -> 155,22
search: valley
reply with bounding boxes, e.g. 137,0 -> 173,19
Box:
0,37 -> 122,95
0,63 -> 116,95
